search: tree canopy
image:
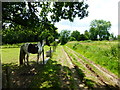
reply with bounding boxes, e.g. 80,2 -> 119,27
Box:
71,30 -> 80,41
2,1 -> 89,44
60,30 -> 70,45
2,2 -> 89,28
90,19 -> 111,40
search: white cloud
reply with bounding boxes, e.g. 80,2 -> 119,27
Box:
55,0 -> 119,36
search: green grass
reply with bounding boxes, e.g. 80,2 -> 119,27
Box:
2,41 -> 119,88
2,42 -> 37,48
2,48 -> 20,64
2,45 -> 82,88
2,44 -> 62,88
2,43 -> 51,64
2,47 -> 38,64
66,41 -> 118,76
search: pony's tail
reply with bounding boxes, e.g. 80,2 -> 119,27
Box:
19,45 -> 25,65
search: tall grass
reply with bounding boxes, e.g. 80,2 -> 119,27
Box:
66,41 -> 118,76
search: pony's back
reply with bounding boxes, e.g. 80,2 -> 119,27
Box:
28,44 -> 38,54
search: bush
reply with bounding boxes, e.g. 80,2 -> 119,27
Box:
84,40 -> 92,42
69,37 -> 76,41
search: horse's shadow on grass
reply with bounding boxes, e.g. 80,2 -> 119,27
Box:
2,59 -> 119,89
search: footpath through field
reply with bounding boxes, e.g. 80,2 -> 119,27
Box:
53,46 -> 88,89
48,45 -> 119,89
61,45 -> 119,89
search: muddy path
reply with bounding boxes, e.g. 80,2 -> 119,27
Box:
63,46 -> 119,89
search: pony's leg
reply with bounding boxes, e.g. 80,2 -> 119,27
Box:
37,53 -> 40,64
23,54 -> 25,65
26,54 -> 29,65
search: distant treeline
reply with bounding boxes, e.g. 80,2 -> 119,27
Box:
59,29 -> 118,45
59,20 -> 118,45
2,20 -> 118,45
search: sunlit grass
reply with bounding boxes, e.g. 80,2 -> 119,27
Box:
2,43 -> 51,64
2,48 -> 20,64
66,41 -> 118,76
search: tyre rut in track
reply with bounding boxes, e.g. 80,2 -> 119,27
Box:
57,46 -> 88,89
62,46 -> 88,89
64,46 -> 119,89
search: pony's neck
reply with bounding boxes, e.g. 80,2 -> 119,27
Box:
38,40 -> 45,47
38,42 -> 41,46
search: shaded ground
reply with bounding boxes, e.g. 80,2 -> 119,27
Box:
2,60 -> 61,89
2,45 -> 120,89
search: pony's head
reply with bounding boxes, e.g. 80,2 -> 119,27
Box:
38,40 -> 45,46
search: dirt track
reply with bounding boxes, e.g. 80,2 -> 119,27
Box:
62,46 -> 119,89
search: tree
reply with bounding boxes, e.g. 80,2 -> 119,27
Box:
71,30 -> 81,41
60,30 -> 70,45
2,2 -> 89,44
118,35 -> 120,41
84,30 -> 90,40
38,28 -> 58,46
89,27 -> 98,40
69,37 -> 76,41
79,34 -> 88,41
90,19 -> 111,40
2,2 -> 88,27
2,25 -> 37,44
2,2 -> 40,28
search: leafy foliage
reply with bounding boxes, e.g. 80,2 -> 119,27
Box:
2,2 -> 89,44
79,34 -> 88,41
51,2 -> 88,22
60,30 -> 70,45
69,37 -> 76,41
89,19 -> 111,40
2,2 -> 40,28
84,30 -> 90,40
2,2 -> 89,27
71,30 -> 80,41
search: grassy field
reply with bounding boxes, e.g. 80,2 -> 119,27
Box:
2,43 -> 50,64
2,41 -> 119,89
2,41 -> 118,75
66,40 -> 118,75
2,44 -> 85,88
2,48 -> 20,64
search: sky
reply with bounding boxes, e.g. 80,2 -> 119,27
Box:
55,0 -> 119,36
